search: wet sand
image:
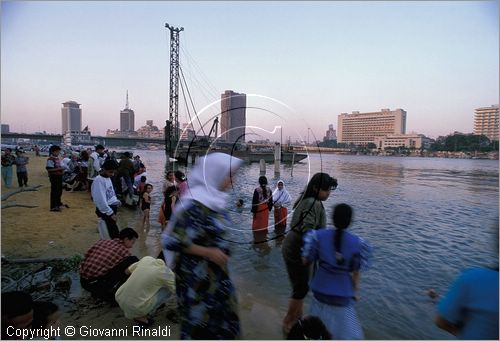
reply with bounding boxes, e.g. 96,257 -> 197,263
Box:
1,153 -> 284,339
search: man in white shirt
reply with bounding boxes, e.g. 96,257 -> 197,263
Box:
88,144 -> 107,188
91,159 -> 121,239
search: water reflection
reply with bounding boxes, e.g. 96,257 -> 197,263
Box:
118,151 -> 498,339
252,231 -> 271,255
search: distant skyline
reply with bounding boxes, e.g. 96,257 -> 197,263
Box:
1,1 -> 498,141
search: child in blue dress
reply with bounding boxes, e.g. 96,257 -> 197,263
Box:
302,203 -> 372,339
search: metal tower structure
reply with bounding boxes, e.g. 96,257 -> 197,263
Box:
165,23 -> 183,154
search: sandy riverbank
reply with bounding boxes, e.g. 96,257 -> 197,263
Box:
1,152 -> 101,258
1,153 -> 183,339
1,153 -> 284,339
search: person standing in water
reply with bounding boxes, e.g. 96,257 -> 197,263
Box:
251,176 -> 273,232
302,203 -> 372,339
273,180 -> 292,231
141,184 -> 153,229
281,172 -> 338,334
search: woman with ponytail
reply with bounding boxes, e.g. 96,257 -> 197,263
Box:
251,175 -> 273,232
301,203 -> 372,339
281,172 -> 337,333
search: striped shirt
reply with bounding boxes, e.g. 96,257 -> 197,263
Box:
79,239 -> 131,279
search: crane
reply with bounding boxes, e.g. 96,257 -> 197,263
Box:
165,23 -> 183,157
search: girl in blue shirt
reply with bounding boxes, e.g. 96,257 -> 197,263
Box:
302,203 -> 372,339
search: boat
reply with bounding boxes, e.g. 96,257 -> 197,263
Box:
170,147 -> 307,165
230,150 -> 308,163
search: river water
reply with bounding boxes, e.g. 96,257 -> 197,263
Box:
119,151 -> 498,339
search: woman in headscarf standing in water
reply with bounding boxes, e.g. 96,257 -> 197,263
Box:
281,172 -> 338,334
162,153 -> 243,339
251,176 -> 273,232
272,180 -> 292,231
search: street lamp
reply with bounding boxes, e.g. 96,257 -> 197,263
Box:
307,128 -> 311,145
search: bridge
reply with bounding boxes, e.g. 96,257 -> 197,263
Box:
1,132 -> 165,147
1,132 -> 352,154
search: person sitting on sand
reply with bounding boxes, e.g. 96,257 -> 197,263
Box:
79,228 -> 139,303
115,256 -> 175,327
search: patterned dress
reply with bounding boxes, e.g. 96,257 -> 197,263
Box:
163,200 -> 240,339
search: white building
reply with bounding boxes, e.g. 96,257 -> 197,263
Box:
63,130 -> 92,146
373,133 -> 431,150
337,108 -> 407,146
137,120 -> 163,138
474,105 -> 499,141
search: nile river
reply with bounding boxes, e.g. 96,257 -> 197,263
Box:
120,151 -> 498,339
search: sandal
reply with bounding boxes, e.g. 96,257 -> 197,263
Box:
50,207 -> 61,212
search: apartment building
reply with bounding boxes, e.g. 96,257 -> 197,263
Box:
474,105 -> 499,141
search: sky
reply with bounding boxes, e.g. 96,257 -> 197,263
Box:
1,1 -> 499,141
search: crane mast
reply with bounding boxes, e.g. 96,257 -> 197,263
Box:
165,23 -> 183,156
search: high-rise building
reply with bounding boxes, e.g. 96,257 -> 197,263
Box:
61,101 -> 82,134
337,108 -> 407,146
474,105 -> 499,141
180,123 -> 195,141
220,90 -> 246,143
324,124 -> 337,141
1,124 -> 10,134
137,120 -> 163,138
120,91 -> 135,132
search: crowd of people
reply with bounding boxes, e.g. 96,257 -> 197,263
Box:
1,147 -> 30,188
1,146 -> 498,340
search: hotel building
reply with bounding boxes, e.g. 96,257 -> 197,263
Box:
337,108 -> 407,146
221,90 -> 246,143
61,101 -> 82,134
473,105 -> 499,141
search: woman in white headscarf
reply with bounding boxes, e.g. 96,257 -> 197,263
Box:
162,152 -> 243,339
272,180 -> 292,230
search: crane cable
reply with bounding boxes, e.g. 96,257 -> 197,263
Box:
180,65 -> 207,136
